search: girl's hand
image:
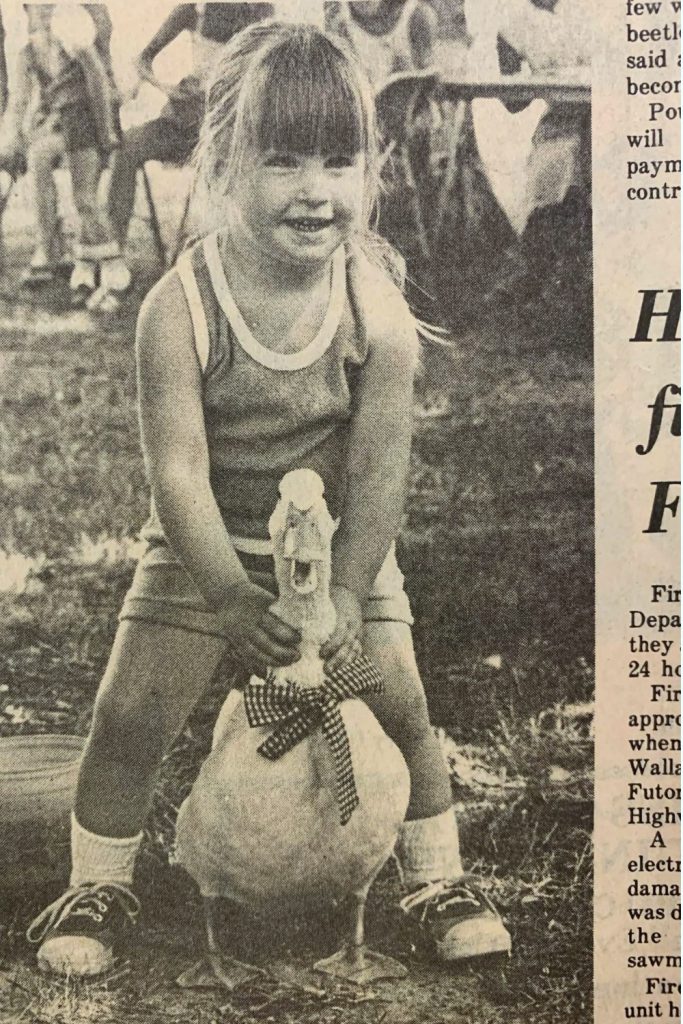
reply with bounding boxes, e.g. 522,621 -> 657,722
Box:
322,586 -> 364,673
218,581 -> 301,677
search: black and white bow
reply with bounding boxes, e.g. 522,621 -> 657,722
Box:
243,655 -> 383,825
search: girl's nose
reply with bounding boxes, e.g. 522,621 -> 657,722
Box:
296,163 -> 328,204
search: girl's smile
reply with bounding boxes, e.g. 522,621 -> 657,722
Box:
228,152 -> 366,270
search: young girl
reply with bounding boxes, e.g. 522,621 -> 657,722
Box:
27,21 -> 510,977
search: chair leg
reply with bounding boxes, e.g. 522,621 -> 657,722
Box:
167,188 -> 192,267
0,171 -> 15,274
140,164 -> 167,268
432,99 -> 466,251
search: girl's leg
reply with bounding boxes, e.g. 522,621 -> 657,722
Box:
30,618 -> 227,977
360,620 -> 452,822
76,618 -> 227,839
361,620 -> 511,960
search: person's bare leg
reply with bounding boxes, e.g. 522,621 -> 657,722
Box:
361,620 -> 511,961
361,620 -> 452,820
29,619 -> 228,977
76,619 -> 227,837
66,146 -> 106,246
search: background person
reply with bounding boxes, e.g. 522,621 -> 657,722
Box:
105,3 -> 274,265
327,0 -> 438,90
487,0 -> 591,314
0,4 -> 126,300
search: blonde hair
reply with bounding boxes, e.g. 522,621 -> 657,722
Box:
192,20 -> 405,289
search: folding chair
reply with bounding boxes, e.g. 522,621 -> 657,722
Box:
140,163 -> 192,269
375,70 -> 440,266
376,70 -> 472,279
0,170 -> 16,273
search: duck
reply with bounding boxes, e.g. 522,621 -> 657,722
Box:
175,469 -> 411,986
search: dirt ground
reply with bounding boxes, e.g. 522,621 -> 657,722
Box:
0,191 -> 593,1024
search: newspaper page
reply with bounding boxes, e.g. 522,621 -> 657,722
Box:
593,2 -> 681,1023
0,2 -> 678,1024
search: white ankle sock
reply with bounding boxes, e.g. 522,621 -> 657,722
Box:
69,814 -> 142,888
395,807 -> 464,890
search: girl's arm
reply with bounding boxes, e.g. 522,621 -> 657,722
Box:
136,273 -> 300,670
331,286 -> 417,604
322,283 -> 416,669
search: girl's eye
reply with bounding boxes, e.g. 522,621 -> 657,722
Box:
264,153 -> 299,169
326,154 -> 356,170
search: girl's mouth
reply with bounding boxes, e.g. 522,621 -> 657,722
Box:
285,217 -> 334,235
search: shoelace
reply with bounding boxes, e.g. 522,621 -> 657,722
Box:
399,878 -> 485,922
26,883 -> 140,945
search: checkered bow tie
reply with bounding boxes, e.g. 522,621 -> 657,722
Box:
243,655 -> 384,826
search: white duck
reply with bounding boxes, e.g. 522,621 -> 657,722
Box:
176,469 -> 410,985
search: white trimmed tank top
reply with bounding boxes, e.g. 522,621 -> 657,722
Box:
141,234 -> 372,554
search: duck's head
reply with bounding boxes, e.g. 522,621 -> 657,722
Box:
268,470 -> 337,604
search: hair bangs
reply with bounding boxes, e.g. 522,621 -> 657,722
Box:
247,33 -> 367,158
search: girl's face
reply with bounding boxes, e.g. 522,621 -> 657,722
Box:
227,148 -> 366,270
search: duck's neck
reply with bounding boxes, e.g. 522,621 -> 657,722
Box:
270,590 -> 336,689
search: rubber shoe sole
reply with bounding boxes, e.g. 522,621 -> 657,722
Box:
434,915 -> 512,962
37,934 -> 116,977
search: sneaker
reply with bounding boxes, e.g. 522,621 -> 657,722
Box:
98,256 -> 132,296
26,882 -> 140,977
21,263 -> 60,288
21,245 -> 73,288
69,260 -> 98,305
400,878 -> 511,962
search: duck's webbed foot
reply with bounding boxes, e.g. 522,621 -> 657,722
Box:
177,898 -> 265,991
314,945 -> 407,985
314,894 -> 407,985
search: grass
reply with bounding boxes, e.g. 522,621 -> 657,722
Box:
0,219 -> 593,1023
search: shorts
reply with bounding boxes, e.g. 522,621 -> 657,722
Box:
53,102 -> 99,153
119,542 -> 413,638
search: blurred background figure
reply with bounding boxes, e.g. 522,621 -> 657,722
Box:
106,2 -> 274,284
0,9 -> 8,117
0,0 -> 591,338
275,0 -> 326,26
326,0 -> 437,89
423,0 -> 469,76
0,4 -> 126,302
466,0 -> 591,324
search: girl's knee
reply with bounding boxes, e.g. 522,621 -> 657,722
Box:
362,624 -> 433,745
376,682 -> 432,749
89,685 -> 166,769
